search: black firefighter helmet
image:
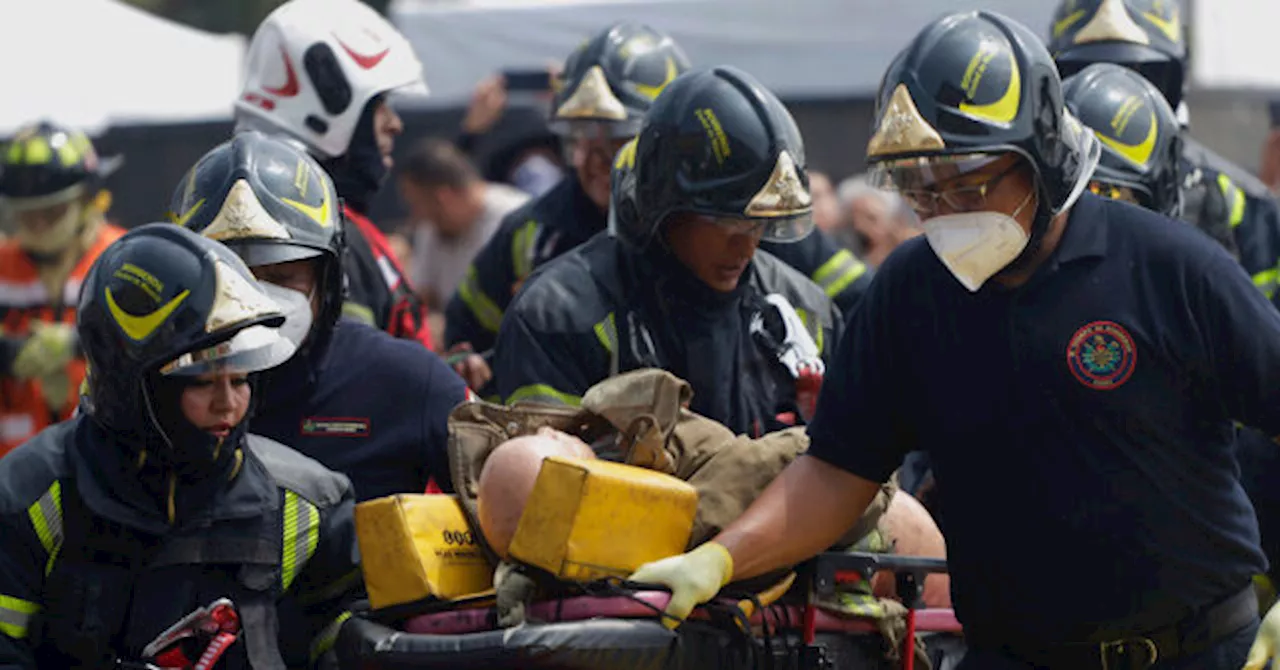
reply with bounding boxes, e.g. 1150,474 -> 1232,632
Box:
551,22 -> 691,139
1048,0 -> 1187,110
1063,63 -> 1183,217
0,120 -> 121,203
611,66 -> 814,250
169,131 -> 345,354
1,120 -> 122,255
77,223 -> 294,444
865,11 -> 1100,237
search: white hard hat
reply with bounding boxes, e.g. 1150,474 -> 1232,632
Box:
235,0 -> 427,160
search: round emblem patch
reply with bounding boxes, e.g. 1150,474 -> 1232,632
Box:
1066,320 -> 1136,390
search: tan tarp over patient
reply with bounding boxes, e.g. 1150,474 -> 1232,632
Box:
448,368 -> 897,560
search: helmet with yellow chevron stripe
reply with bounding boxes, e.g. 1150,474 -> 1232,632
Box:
77,223 -> 295,464
169,131 -> 345,357
865,11 -> 1100,227
0,120 -> 121,203
1048,0 -> 1187,110
552,22 -> 691,140
1064,62 -> 1183,217
0,120 -> 122,258
613,66 -> 814,252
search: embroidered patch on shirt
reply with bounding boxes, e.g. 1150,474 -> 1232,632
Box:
301,417 -> 370,437
1066,320 -> 1137,390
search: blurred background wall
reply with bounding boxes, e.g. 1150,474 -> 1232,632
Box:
14,0 -> 1275,230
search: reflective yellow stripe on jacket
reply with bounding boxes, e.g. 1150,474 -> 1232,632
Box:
593,312 -> 620,377
1,482 -> 63,640
309,610 -> 352,662
511,220 -> 538,281
1254,268 -> 1280,300
281,490 -> 320,592
507,384 -> 582,407
812,249 -> 867,299
1218,174 -> 1247,229
458,266 -> 504,334
793,308 -> 825,356
0,594 -> 39,639
27,481 -> 63,576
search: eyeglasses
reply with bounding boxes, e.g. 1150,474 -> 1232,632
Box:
895,162 -> 1021,218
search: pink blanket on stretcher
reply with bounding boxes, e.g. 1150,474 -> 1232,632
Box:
402,592 -> 962,637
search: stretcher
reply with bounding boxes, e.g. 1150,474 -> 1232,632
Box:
335,552 -> 968,670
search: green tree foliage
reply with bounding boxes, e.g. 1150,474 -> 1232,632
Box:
121,0 -> 392,36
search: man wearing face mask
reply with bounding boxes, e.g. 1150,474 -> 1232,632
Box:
0,121 -> 124,457
235,0 -> 435,349
494,66 -> 840,438
171,132 -> 469,501
445,22 -> 868,395
0,223 -> 361,668
627,12 -> 1280,669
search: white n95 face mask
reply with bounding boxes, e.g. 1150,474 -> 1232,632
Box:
923,189 -> 1034,292
260,282 -> 314,350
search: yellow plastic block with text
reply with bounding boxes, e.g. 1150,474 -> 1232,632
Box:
508,455 -> 697,581
354,494 -> 493,610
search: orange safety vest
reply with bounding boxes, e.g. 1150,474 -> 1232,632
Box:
0,224 -> 125,457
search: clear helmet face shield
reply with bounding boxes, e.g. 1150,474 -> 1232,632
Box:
867,152 -> 1018,218
157,324 -> 298,378
156,278 -> 314,379
559,120 -> 634,168
667,213 -> 815,245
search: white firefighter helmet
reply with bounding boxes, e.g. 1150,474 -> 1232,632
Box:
235,0 -> 427,160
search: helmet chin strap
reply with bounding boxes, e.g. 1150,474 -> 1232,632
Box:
1176,101 -> 1190,129
999,195 -> 1053,278
1000,127 -> 1103,277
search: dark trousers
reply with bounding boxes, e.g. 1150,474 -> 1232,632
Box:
954,619 -> 1259,670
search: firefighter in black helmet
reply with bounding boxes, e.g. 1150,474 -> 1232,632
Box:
444,22 -> 868,395
630,13 -> 1280,669
1049,0 -> 1280,301
493,66 -> 840,438
902,62 -> 1192,535
1063,62 -> 1184,218
0,223 -> 361,668
171,131 -> 468,501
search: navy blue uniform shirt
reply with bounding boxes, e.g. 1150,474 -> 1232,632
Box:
252,320 -> 468,501
807,192 -> 1280,645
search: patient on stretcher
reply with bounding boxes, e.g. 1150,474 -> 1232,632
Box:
475,424 -> 951,609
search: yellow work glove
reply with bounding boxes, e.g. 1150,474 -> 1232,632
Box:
1245,599 -> 1280,669
628,542 -> 734,629
12,322 -> 77,380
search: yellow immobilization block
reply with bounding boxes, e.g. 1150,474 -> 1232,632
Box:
354,494 -> 493,610
508,456 -> 698,581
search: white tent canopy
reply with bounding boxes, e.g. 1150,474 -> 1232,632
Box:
0,0 -> 244,136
